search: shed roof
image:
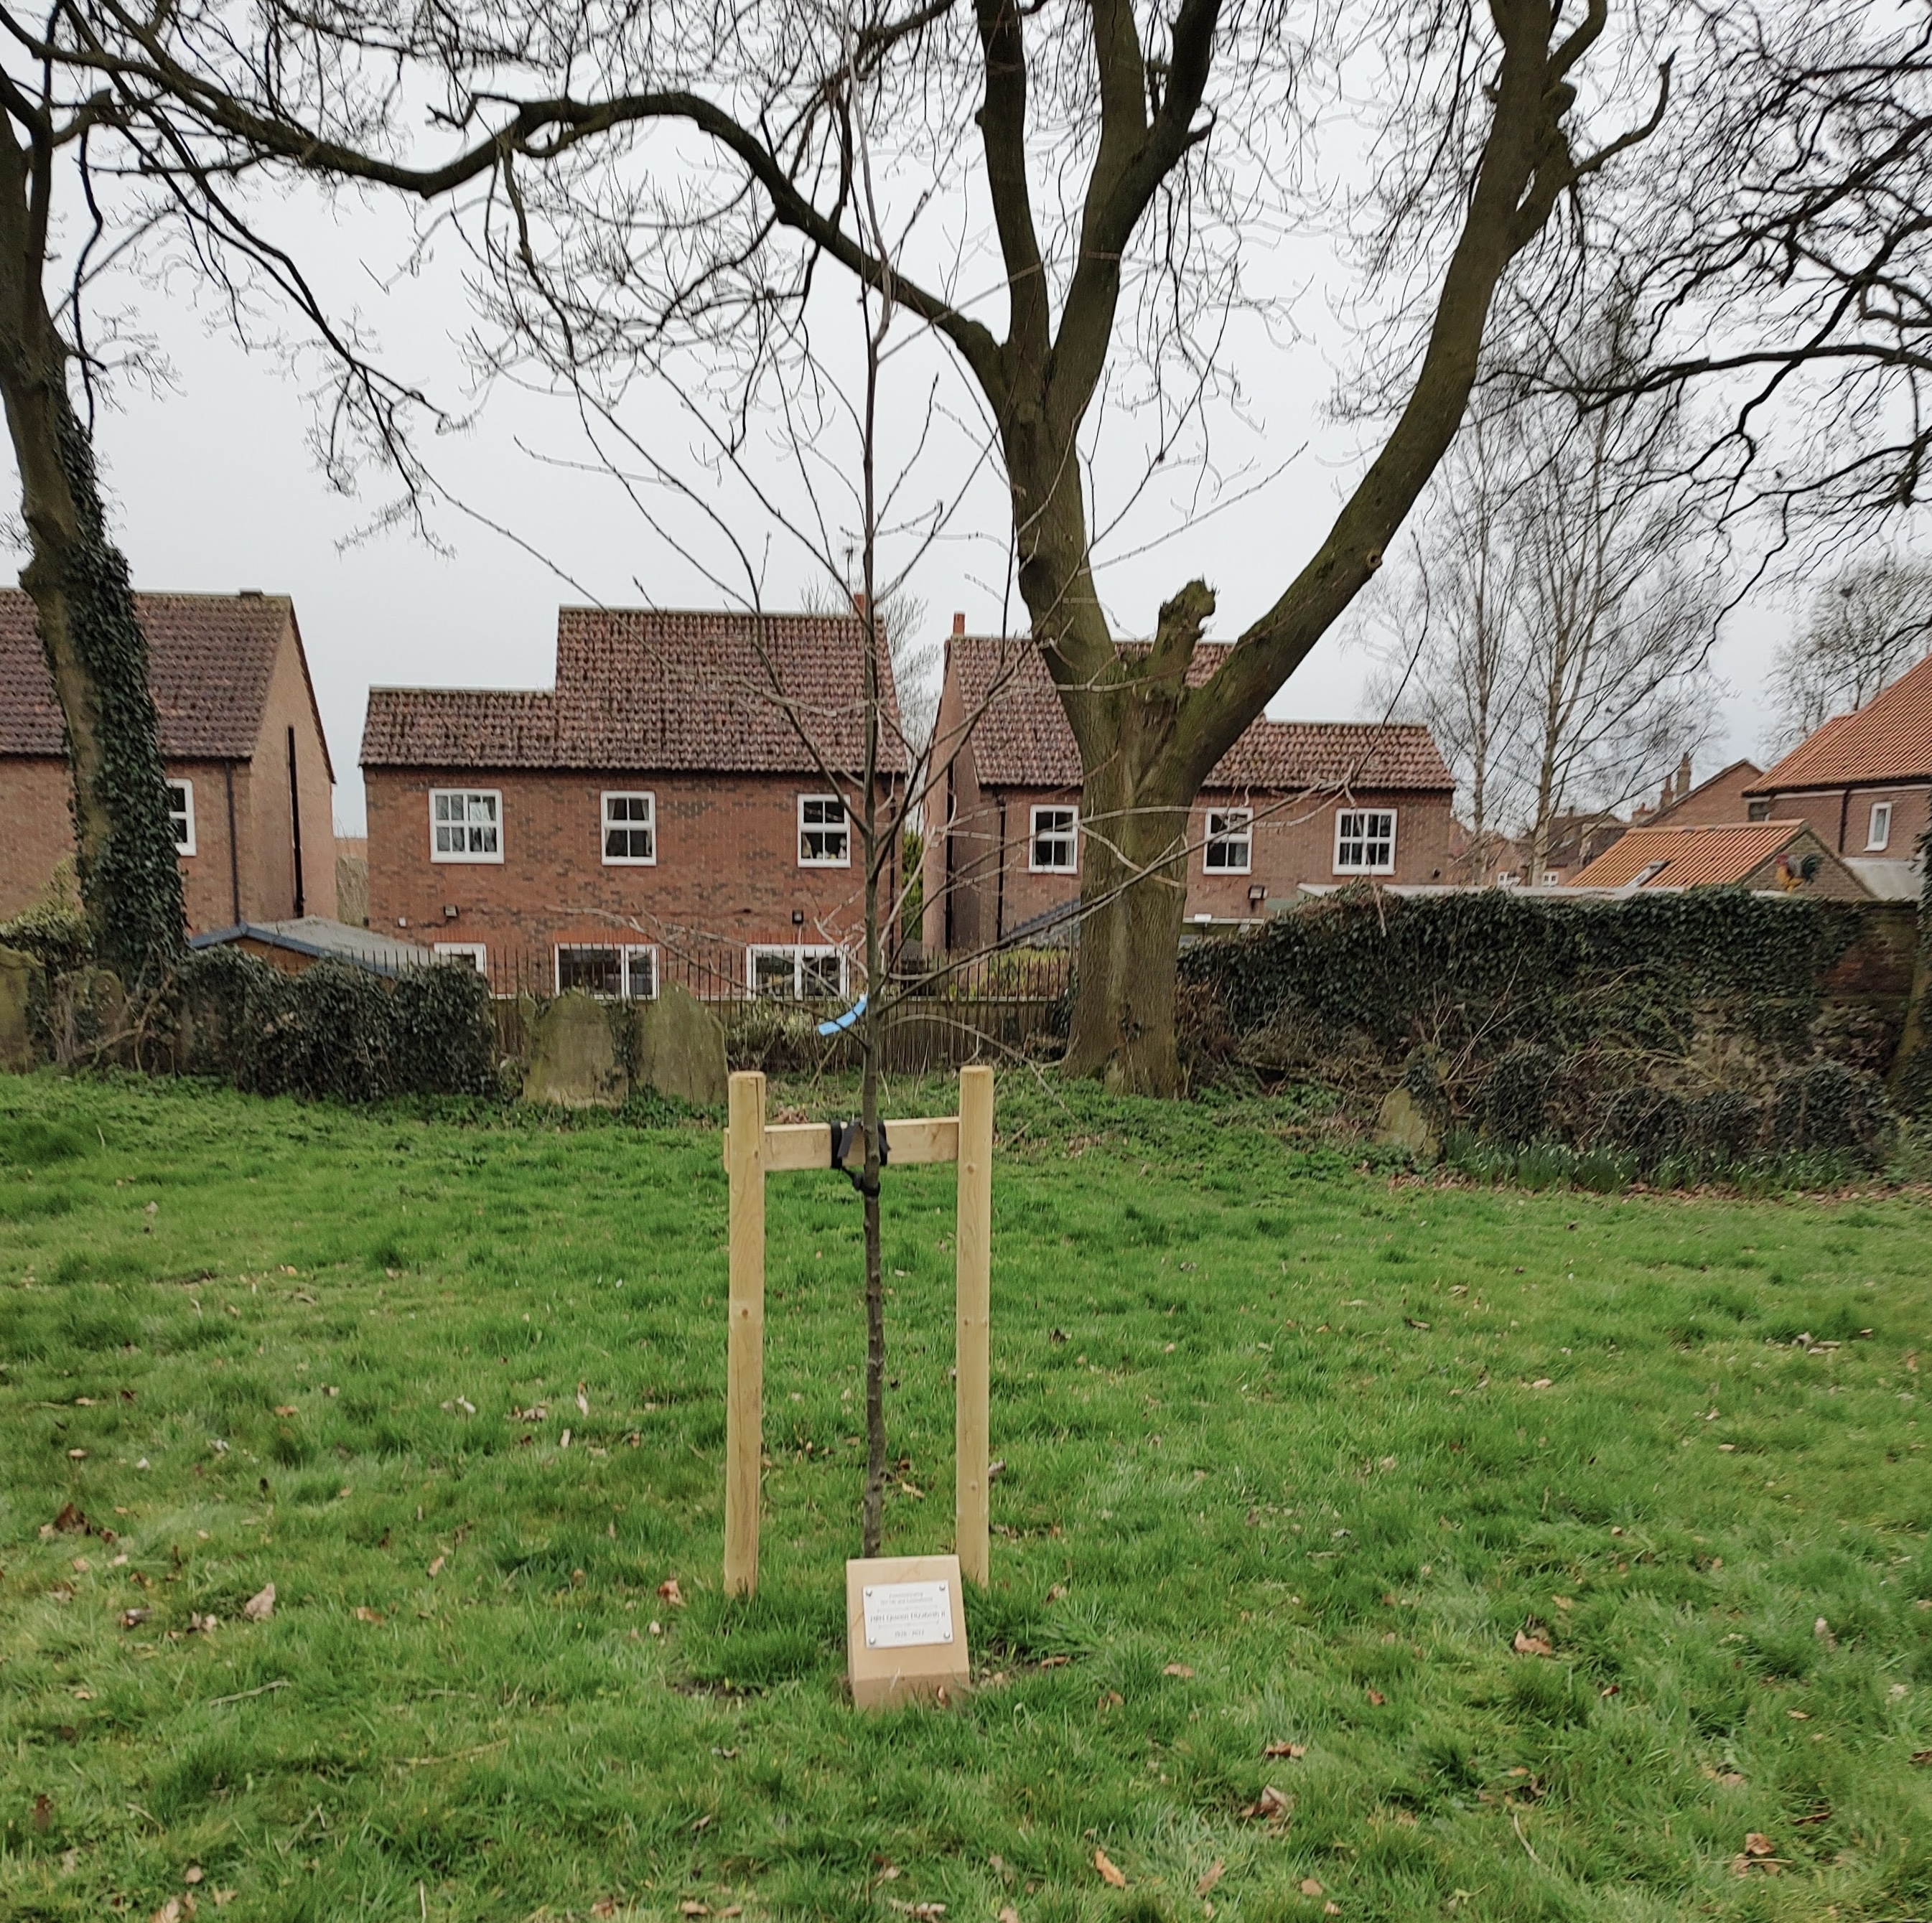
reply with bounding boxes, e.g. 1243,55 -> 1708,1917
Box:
1569,820 -> 1813,889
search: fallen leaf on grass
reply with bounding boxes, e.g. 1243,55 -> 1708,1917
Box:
150,1901 -> 180,1923
1163,1662 -> 1195,1678
1325,1906 -> 1341,1917
680,1904 -> 708,1918
427,1557 -> 445,1579
1046,1583 -> 1067,1603
590,1901 -> 617,1918
1913,1749 -> 1932,1767
273,1405 -> 297,1417
1786,1709 -> 1809,1721
577,1384 -> 590,1416
32,1794 -> 52,1830
1242,1785 -> 1289,1821
187,1613 -> 220,1634
1093,1848 -> 1127,1888
658,1578 -> 686,1608
1793,1805 -> 1832,1827
1513,1629 -> 1554,1657
1198,1860 -> 1225,1896
1745,1833 -> 1775,1856
183,1866 -> 203,1885
1264,1741 -> 1307,1759
51,1502 -> 87,1533
1299,1877 -> 1325,1896
998,1910 -> 1020,1923
118,1608 -> 149,1629
242,1583 -> 275,1622
354,1606 -> 383,1624
1364,1688 -> 1386,1707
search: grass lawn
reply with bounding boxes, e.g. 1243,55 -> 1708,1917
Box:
0,1070 -> 1928,1923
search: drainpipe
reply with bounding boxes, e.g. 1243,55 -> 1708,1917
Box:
994,794 -> 1007,945
286,725 -> 306,918
223,763 -> 241,924
1837,787 -> 1850,855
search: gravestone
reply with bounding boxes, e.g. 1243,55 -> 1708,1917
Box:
0,946 -> 37,1071
1376,1084 -> 1440,1164
632,983 -> 727,1105
523,991 -> 626,1107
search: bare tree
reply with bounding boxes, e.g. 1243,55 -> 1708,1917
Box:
1368,305 -> 1723,880
1571,1 -> 1932,546
4,0 -> 1665,1066
1363,409 -> 1527,881
1768,556 -> 1932,752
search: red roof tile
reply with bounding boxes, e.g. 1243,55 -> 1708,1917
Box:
1570,820 -> 1809,888
0,589 -> 312,767
360,608 -> 905,776
948,636 -> 1454,792
1750,650 -> 1932,790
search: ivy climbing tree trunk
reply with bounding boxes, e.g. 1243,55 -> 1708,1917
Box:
0,111 -> 185,984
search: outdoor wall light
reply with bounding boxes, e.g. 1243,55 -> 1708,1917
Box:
1247,883 -> 1266,905
442,904 -> 459,920
792,909 -> 806,927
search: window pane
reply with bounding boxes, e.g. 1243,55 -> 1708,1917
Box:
799,952 -> 842,998
557,946 -> 621,996
800,795 -> 849,862
624,948 -> 657,999
753,950 -> 798,997
1205,810 -> 1250,870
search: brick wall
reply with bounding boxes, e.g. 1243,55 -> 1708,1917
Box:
365,767 -> 898,988
928,766 -> 1457,951
1,754 -> 255,934
1761,782 -> 1931,858
0,624 -> 337,935
0,759 -> 80,923
236,628 -> 337,923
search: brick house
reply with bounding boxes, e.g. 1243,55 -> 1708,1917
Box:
1645,756 -> 1763,829
922,630 -> 1456,953
0,591 -> 337,931
360,607 -> 904,996
1743,650 -> 1932,898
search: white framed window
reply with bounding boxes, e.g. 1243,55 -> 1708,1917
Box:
431,789 -> 502,863
1867,800 -> 1894,851
798,794 -> 850,866
166,779 -> 196,856
433,942 -> 487,973
1334,808 -> 1396,875
1029,805 -> 1078,874
1204,808 -> 1252,874
554,943 -> 658,999
602,791 -> 657,864
748,945 -> 846,999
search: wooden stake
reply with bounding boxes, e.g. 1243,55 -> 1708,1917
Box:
724,1070 -> 767,1596
955,1065 -> 994,1587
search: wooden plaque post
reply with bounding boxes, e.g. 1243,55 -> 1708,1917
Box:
720,1067 -> 994,1599
723,1070 -> 767,1597
954,1065 -> 994,1589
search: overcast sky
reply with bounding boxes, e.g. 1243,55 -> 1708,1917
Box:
12,177 -> 1779,837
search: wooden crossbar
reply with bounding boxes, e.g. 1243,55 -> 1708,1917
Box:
721,1068 -> 994,1599
722,1115 -> 961,1171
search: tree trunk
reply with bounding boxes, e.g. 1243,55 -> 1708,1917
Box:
0,115 -> 183,983
1062,763 -> 1190,1092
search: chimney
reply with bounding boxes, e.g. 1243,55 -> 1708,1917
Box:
851,591 -> 869,618
1676,752 -> 1692,799
952,610 -> 966,637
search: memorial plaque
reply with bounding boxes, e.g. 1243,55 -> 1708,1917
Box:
846,1553 -> 971,1709
862,1578 -> 954,1650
